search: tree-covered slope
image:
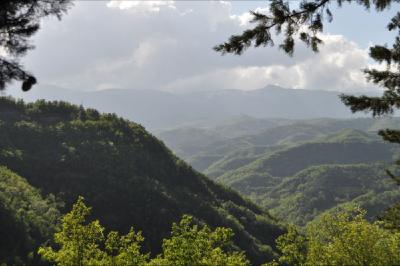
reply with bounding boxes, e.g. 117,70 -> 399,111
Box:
0,166 -> 60,265
161,117 -> 400,174
207,129 -> 400,226
0,97 -> 284,265
262,164 -> 400,226
204,146 -> 278,179
216,129 -> 395,183
156,116 -> 294,158
251,140 -> 393,178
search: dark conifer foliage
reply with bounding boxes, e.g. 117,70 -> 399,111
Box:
0,0 -> 72,91
214,0 -> 394,56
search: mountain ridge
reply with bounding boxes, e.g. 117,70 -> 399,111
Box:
0,97 -> 285,265
9,85 -> 373,130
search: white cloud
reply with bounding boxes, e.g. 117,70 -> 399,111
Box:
163,34 -> 372,92
18,1 -> 379,93
162,66 -> 301,92
0,47 -> 7,57
106,1 -> 175,13
231,7 -> 269,26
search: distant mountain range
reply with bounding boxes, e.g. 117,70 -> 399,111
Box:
0,98 -> 284,265
157,116 -> 400,166
157,117 -> 400,226
8,85 -> 376,130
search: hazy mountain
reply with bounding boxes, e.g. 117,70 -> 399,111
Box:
8,85 -> 372,130
157,117 -> 400,227
158,117 -> 400,174
157,116 -> 295,158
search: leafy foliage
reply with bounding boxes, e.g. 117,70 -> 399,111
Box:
38,196 -> 149,266
149,215 -> 250,266
379,202 -> 400,230
0,166 -> 61,265
273,225 -> 307,266
39,197 -> 249,266
267,207 -> 400,266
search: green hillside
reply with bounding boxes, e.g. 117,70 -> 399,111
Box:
232,140 -> 393,178
0,97 -> 285,265
216,130 -> 395,183
199,123 -> 342,173
156,116 -> 294,158
262,164 -> 400,226
204,146 -> 278,179
0,166 -> 60,265
209,129 -> 400,226
157,117 -> 400,228
158,117 -> 400,173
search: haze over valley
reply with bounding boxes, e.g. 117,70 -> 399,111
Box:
9,84 -> 375,130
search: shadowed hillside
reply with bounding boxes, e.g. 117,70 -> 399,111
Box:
0,167 -> 60,265
0,97 -> 285,265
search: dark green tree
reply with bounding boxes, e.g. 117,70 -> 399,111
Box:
0,0 -> 72,91
215,0 -> 400,181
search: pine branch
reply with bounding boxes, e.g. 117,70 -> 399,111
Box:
214,0 -> 331,55
0,0 -> 71,91
0,57 -> 36,91
340,93 -> 400,116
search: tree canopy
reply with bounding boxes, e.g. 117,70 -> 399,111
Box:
0,0 -> 72,91
266,207 -> 400,266
0,166 -> 60,265
39,197 -> 250,266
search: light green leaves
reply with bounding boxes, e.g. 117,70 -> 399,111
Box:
38,196 -> 148,266
150,215 -> 250,266
269,207 -> 400,266
39,198 -> 249,266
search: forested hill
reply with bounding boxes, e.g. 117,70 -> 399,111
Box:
0,167 -> 60,265
158,117 -> 400,174
158,118 -> 400,227
0,97 -> 284,265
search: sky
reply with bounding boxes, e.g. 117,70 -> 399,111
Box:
10,0 -> 400,94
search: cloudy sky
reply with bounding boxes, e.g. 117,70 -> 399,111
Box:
13,1 -> 400,93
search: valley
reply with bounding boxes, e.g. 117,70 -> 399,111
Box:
158,117 -> 400,226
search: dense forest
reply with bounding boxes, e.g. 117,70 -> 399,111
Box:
1,98 -> 400,265
0,97 -> 285,265
159,119 -> 400,227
